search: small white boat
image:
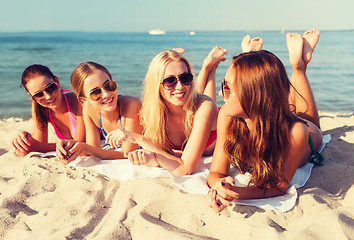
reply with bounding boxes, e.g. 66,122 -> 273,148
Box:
189,31 -> 196,35
149,29 -> 165,35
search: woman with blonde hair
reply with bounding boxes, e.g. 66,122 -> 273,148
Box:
11,64 -> 85,157
56,61 -> 143,163
106,48 -> 227,176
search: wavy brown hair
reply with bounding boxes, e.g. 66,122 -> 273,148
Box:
21,64 -> 56,129
224,50 -> 306,190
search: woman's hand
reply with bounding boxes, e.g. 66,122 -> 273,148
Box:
206,176 -> 239,213
12,131 -> 33,155
56,139 -> 86,164
106,129 -> 138,149
206,188 -> 233,213
211,176 -> 239,201
124,149 -> 159,167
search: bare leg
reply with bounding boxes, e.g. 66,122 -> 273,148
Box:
286,31 -> 320,128
241,35 -> 264,53
196,46 -> 227,101
303,30 -> 321,66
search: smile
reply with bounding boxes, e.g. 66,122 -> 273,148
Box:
102,97 -> 114,104
172,91 -> 185,100
46,98 -> 56,105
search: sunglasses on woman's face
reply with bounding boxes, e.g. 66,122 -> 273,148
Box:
161,72 -> 193,90
32,82 -> 59,99
89,80 -> 117,101
221,79 -> 231,98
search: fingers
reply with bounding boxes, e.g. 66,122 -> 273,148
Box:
12,132 -> 31,152
65,149 -> 81,164
224,176 -> 236,186
20,132 -> 32,146
106,130 -> 125,149
213,179 -> 239,200
127,150 -> 152,165
56,140 -> 68,159
206,189 -> 228,213
56,140 -> 82,164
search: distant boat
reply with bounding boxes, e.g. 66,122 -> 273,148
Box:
189,31 -> 196,35
149,29 -> 165,35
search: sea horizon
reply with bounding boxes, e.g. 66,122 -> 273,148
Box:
0,30 -> 353,119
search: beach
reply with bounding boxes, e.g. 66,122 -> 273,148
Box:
0,111 -> 353,239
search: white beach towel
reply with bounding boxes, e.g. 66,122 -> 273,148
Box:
65,134 -> 331,212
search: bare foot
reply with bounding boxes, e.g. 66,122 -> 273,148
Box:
241,35 -> 264,53
172,48 -> 185,54
303,30 -> 320,66
286,32 -> 305,70
203,46 -> 227,70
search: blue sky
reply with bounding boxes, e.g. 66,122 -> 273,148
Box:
0,0 -> 352,32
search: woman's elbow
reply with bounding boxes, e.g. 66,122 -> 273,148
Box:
174,166 -> 194,177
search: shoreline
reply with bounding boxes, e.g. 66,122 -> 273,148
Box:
0,112 -> 353,239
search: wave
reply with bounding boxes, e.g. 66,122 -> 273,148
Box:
12,47 -> 53,51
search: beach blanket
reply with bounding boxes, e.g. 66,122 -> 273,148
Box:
63,134 -> 331,212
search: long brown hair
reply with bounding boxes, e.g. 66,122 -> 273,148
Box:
21,64 -> 56,129
224,50 -> 306,190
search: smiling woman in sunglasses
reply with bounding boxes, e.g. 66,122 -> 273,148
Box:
103,49 -> 227,176
11,64 -> 85,156
55,61 -> 143,163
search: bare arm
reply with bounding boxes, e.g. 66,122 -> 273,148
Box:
106,96 -> 218,176
207,109 -> 309,212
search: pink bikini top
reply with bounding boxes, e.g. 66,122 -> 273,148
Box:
48,89 -> 77,140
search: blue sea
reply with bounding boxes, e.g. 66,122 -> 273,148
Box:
0,31 -> 353,119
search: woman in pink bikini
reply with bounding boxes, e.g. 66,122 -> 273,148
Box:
104,48 -> 227,176
11,64 -> 85,156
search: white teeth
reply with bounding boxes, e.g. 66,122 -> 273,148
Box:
102,98 -> 113,104
173,92 -> 184,97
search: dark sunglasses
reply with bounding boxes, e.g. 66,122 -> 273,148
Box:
161,72 -> 193,90
221,79 -> 231,98
32,82 -> 59,99
89,80 -> 117,101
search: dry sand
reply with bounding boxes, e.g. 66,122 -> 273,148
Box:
0,112 -> 353,239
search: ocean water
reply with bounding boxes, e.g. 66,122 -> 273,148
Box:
0,30 -> 353,119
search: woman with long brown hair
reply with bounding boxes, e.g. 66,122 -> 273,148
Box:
207,30 -> 323,213
11,64 -> 85,156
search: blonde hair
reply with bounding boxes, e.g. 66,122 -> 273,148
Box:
140,50 -> 198,153
71,61 -> 112,100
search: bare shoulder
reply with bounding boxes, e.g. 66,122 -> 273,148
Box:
289,121 -> 309,147
195,94 -> 217,115
118,95 -> 141,117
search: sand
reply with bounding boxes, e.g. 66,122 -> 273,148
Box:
0,112 -> 353,240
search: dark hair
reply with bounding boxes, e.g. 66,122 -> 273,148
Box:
21,64 -> 56,129
224,50 -> 306,190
